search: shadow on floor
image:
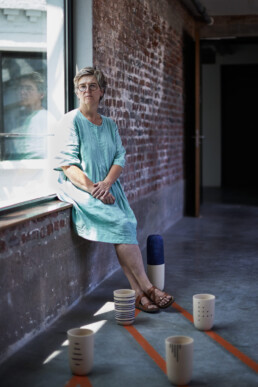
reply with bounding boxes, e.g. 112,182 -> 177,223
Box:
202,186 -> 258,207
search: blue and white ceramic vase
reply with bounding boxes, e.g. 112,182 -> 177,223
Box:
147,234 -> 165,290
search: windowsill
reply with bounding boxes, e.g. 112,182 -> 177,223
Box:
0,159 -> 48,170
0,199 -> 72,230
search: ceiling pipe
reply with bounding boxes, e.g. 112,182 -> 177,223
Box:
191,0 -> 214,25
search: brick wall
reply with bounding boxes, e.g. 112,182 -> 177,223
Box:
93,0 -> 195,202
0,207 -> 119,363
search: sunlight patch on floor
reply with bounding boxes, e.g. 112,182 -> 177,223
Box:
94,301 -> 114,316
43,350 -> 62,364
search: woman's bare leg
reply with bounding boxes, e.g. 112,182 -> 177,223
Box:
114,243 -> 158,311
115,244 -> 152,293
115,243 -> 172,307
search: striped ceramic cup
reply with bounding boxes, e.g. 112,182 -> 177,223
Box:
113,289 -> 135,325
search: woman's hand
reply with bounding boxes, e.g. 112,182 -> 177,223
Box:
100,192 -> 115,205
92,181 -> 111,199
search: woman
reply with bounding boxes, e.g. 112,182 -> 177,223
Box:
8,72 -> 50,159
53,67 -> 174,313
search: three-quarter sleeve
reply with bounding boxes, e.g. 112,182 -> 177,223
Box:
112,123 -> 126,168
52,112 -> 81,171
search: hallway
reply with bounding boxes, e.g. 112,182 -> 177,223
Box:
0,193 -> 257,386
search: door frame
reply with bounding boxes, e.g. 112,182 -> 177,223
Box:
195,28 -> 201,216
183,28 -> 201,217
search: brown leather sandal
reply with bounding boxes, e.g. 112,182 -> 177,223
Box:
135,294 -> 160,313
146,286 -> 175,309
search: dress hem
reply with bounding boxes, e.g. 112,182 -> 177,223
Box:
74,226 -> 138,245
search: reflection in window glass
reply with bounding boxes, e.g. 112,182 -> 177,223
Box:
0,0 -> 65,208
1,53 -> 48,160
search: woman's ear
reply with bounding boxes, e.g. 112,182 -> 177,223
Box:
99,88 -> 104,101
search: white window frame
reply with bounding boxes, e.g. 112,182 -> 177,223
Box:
0,0 -> 65,210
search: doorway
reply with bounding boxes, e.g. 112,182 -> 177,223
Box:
183,31 -> 196,216
221,64 -> 258,191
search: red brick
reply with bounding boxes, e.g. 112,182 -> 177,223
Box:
93,0 -> 195,202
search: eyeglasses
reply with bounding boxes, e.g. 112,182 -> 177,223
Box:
78,83 -> 99,92
18,85 -> 36,92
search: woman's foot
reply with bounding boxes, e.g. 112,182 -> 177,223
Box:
146,286 -> 175,309
135,294 -> 160,313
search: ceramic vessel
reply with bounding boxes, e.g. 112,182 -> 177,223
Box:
147,234 -> 165,290
67,328 -> 94,375
193,294 -> 215,330
165,336 -> 194,386
113,289 -> 135,325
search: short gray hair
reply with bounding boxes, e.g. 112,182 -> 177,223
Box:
19,72 -> 45,94
74,67 -> 107,100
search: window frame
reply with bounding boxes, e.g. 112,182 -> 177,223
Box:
0,53 -> 3,159
64,0 -> 74,113
0,0 -> 74,213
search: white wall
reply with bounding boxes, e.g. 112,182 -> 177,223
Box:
201,43 -> 258,187
47,0 -> 65,120
73,0 -> 93,72
0,1 -> 46,52
73,0 -> 93,107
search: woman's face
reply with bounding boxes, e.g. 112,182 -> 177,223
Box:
18,79 -> 43,108
76,75 -> 104,108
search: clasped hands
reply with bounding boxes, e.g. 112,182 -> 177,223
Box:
91,180 -> 115,205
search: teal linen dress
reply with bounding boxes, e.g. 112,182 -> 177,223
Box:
53,109 -> 138,244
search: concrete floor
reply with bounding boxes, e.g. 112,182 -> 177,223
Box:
0,189 -> 258,386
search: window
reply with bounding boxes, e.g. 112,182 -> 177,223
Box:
0,0 -> 65,209
1,52 -> 48,161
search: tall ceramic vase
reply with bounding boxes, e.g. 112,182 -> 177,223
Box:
147,234 -> 165,291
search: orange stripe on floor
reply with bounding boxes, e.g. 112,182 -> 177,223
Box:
172,302 -> 258,373
124,323 -> 167,374
124,307 -> 166,373
205,331 -> 258,373
64,301 -> 257,387
126,308 -> 189,386
65,375 -> 93,387
172,302 -> 194,323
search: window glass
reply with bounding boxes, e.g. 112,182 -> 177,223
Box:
0,0 -> 65,209
1,53 -> 48,160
